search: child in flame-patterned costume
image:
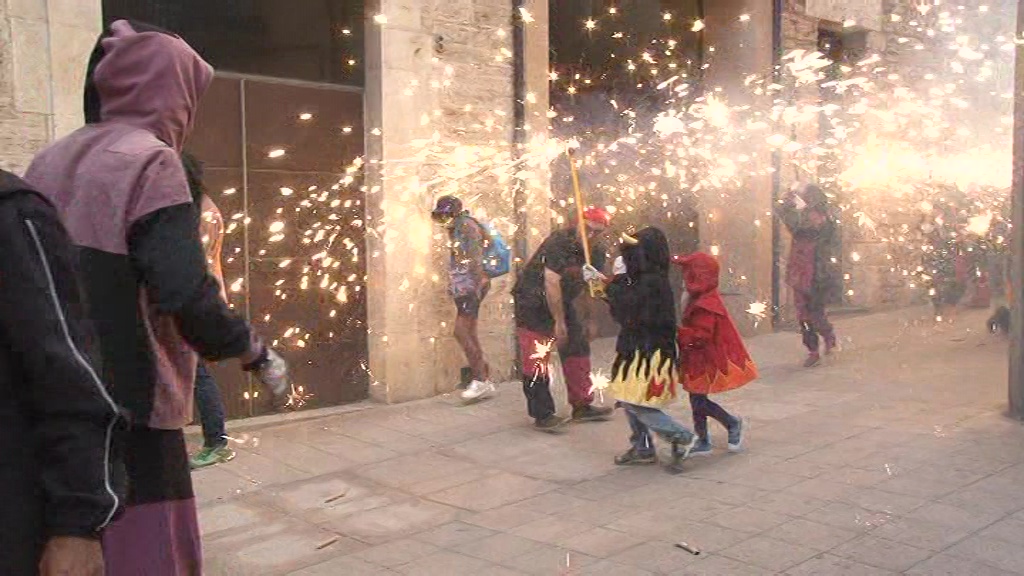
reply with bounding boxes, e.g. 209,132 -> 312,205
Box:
674,252 -> 756,456
605,227 -> 698,467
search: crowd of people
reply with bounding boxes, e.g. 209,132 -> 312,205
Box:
0,19 -> 849,576
433,182 -> 844,468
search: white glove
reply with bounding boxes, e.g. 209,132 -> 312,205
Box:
793,194 -> 807,211
582,264 -> 606,282
612,256 -> 627,276
254,348 -> 290,398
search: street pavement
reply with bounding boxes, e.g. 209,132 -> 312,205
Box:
192,307 -> 1024,575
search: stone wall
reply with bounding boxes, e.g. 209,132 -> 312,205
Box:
364,0 -> 551,403
0,0 -> 100,173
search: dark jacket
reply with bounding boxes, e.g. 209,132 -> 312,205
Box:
0,170 -> 124,575
607,227 -> 678,374
781,185 -> 837,301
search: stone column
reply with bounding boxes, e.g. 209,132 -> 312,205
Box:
364,0 -> 550,403
0,0 -> 101,173
701,0 -> 775,335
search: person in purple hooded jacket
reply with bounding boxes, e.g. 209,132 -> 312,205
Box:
26,20 -> 289,574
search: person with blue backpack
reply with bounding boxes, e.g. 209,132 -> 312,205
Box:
432,196 -> 511,402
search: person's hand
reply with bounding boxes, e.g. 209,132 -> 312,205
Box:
612,256 -> 627,276
554,321 -> 569,345
582,264 -> 605,283
585,321 -> 599,342
253,348 -> 290,399
793,194 -> 807,211
39,536 -> 103,576
478,276 -> 491,297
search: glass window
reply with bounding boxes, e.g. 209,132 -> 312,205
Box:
102,0 -> 366,87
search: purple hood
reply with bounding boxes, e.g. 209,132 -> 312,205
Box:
91,20 -> 213,151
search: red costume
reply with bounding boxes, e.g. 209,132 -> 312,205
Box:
674,252 -> 758,395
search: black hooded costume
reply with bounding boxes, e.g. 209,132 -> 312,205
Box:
606,227 -> 680,407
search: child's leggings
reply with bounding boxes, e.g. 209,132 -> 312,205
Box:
689,393 -> 736,440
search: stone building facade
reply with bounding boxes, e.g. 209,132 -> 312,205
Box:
363,0 -> 552,402
0,0 -> 937,407
0,0 -> 100,173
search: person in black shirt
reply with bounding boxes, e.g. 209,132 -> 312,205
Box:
512,208 -> 615,430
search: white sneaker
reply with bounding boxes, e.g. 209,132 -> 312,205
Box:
461,380 -> 495,401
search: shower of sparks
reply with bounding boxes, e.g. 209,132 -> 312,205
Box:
220,1 -> 1016,408
284,384 -> 313,410
745,302 -> 769,324
589,371 -> 611,404
531,339 -> 554,361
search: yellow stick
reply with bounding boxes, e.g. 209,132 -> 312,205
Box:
567,149 -> 602,297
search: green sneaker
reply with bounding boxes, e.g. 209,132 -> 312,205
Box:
190,445 -> 236,469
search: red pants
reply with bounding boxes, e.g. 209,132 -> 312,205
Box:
517,327 -> 594,420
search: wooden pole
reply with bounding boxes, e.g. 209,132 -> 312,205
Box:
567,149 -> 592,266
567,148 -> 602,297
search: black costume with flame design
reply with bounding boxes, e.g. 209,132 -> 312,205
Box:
606,227 -> 679,407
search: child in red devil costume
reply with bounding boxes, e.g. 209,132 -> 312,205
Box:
674,252 -> 758,456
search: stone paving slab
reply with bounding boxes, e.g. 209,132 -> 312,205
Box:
193,308 -> 1024,575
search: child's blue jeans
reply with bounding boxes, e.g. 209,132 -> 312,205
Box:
621,402 -> 695,456
195,362 -> 228,449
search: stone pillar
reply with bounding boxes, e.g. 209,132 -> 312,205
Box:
364,0 -> 550,403
701,0 -> 775,335
0,0 -> 101,173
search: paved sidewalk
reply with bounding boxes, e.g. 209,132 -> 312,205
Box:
194,307 -> 1024,575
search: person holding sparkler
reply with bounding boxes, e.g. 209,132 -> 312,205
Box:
512,208 -> 614,431
781,184 -> 839,367
601,227 -> 698,469
25,20 -> 290,575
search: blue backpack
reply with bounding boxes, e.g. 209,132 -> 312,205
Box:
467,217 -> 511,278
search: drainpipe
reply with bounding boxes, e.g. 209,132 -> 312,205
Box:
511,0 -> 528,374
771,0 -> 784,329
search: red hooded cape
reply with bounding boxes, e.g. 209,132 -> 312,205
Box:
673,252 -> 758,395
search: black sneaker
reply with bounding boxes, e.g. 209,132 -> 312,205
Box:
614,448 -> 657,465
572,405 -> 613,422
534,414 -> 568,432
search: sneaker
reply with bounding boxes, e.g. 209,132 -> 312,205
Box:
690,436 -> 713,457
671,433 -> 699,464
572,405 -> 613,422
534,414 -> 569,433
190,445 -> 236,470
614,448 -> 657,465
461,380 -> 496,402
727,417 -> 746,452
803,352 -> 821,368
